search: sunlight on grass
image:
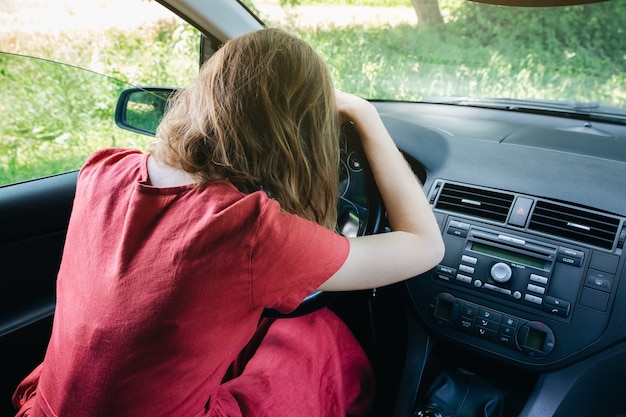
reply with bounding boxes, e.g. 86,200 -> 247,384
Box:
1,0 -> 625,185
0,0 -> 200,185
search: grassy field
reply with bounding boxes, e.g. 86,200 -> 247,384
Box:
0,1 -> 199,184
1,0 -> 625,185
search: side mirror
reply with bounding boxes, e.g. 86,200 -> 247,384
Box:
115,87 -> 180,137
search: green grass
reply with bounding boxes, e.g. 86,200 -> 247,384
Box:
0,19 -> 199,185
300,23 -> 626,105
0,54 -> 132,182
295,1 -> 626,105
1,0 -> 625,185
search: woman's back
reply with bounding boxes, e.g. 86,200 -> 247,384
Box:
12,27 -> 443,417
33,148 -> 349,417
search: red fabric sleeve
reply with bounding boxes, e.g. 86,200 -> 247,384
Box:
250,198 -> 350,313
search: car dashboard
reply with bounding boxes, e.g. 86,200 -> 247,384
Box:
2,98 -> 626,417
370,101 -> 626,416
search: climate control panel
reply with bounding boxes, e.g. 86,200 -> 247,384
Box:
430,292 -> 555,358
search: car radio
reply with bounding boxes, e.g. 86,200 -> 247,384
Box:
406,213 -> 622,368
434,221 -> 579,318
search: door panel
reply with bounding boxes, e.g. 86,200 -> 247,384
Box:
0,172 -> 77,415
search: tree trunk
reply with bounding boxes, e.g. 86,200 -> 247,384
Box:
410,0 -> 444,25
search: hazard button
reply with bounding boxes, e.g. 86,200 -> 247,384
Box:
508,197 -> 533,227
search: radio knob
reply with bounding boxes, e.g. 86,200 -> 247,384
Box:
491,262 -> 512,283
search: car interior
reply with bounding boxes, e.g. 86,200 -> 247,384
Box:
2,0 -> 626,416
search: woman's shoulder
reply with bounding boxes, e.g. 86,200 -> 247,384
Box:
78,148 -> 146,182
83,147 -> 144,167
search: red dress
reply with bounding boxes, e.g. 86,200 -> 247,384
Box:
12,149 -> 375,417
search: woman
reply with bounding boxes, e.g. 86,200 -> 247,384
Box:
13,28 -> 444,417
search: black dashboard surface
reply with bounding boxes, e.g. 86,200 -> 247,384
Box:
374,101 -> 626,372
376,101 -> 626,217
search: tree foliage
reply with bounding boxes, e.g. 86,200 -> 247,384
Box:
278,0 -> 444,25
450,1 -> 626,72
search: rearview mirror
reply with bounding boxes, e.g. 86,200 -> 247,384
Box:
115,87 -> 180,137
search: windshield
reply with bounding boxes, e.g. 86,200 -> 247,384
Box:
247,0 -> 626,116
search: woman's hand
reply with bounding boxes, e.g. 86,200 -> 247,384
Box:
335,89 -> 377,126
319,90 -> 445,292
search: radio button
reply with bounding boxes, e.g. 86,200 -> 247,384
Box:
459,265 -> 475,274
498,234 -> 526,245
557,247 -> 584,267
434,265 -> 456,282
436,265 -> 456,275
543,304 -> 568,318
527,284 -> 546,295
484,283 -> 512,295
530,274 -> 549,285
434,273 -> 451,282
447,227 -> 468,238
462,255 -> 477,265
524,294 -> 543,304
456,274 -> 472,284
449,220 -> 470,230
544,296 -> 571,317
556,255 -> 583,267
559,247 -> 584,258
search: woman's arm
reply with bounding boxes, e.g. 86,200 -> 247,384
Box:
319,91 -> 445,291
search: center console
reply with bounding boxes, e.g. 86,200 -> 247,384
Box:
407,180 -> 626,369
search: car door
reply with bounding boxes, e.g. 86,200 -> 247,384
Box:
0,1 -> 205,413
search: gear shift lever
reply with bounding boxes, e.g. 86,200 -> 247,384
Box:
414,369 -> 503,417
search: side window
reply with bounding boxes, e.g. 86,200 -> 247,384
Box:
0,0 -> 201,186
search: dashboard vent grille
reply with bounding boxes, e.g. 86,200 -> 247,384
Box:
435,182 -> 514,223
528,201 -> 620,250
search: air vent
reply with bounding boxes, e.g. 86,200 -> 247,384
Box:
528,201 -> 620,250
434,182 -> 515,223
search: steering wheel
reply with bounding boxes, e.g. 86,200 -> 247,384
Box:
264,122 -> 384,318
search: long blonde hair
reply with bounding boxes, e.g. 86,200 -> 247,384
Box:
153,28 -> 340,229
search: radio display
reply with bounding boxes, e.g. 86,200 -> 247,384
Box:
471,242 -> 546,269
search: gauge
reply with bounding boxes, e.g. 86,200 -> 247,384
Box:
338,159 -> 350,197
347,151 -> 362,172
